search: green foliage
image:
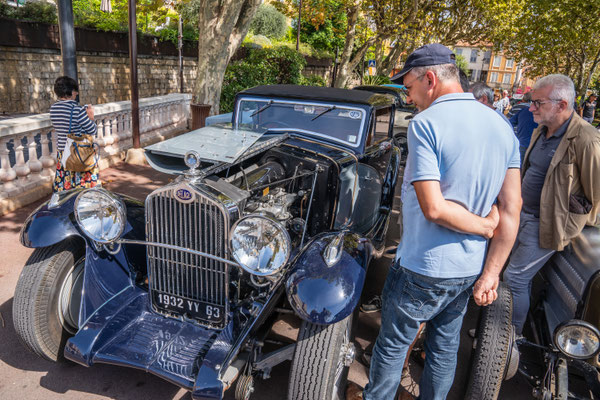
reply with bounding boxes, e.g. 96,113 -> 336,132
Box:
0,0 -> 12,18
2,0 -> 57,24
300,74 -> 327,87
362,75 -> 391,85
250,4 -> 287,39
154,22 -> 197,45
500,0 -> 600,97
275,0 -> 347,53
72,0 -> 170,33
244,31 -> 333,59
73,0 -> 127,32
251,34 -> 273,48
220,45 -> 307,113
278,41 -> 333,59
454,54 -> 469,75
297,16 -> 345,53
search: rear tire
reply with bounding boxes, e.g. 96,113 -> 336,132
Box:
13,239 -> 85,362
465,282 -> 513,400
288,315 -> 355,400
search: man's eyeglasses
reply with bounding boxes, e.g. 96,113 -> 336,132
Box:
402,74 -> 425,94
530,98 -> 560,108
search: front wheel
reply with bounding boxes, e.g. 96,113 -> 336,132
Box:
465,282 -> 513,400
13,239 -> 85,362
287,315 -> 355,400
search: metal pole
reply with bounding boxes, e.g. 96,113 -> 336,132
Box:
178,14 -> 184,93
56,0 -> 78,82
296,0 -> 302,51
128,0 -> 140,149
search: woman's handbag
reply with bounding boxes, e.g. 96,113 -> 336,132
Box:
61,106 -> 99,173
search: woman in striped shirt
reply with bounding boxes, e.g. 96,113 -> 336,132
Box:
50,76 -> 99,192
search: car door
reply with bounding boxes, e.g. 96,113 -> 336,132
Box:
358,106 -> 401,247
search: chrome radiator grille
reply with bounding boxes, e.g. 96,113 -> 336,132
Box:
146,185 -> 229,328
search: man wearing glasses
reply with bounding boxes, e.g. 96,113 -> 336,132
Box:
503,74 -> 600,335
359,44 -> 522,400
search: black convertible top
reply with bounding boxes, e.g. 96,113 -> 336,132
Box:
238,84 -> 393,106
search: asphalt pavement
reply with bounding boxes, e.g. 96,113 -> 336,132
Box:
0,162 -> 533,399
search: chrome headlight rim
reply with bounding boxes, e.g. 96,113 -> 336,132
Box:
553,319 -> 600,359
74,188 -> 127,244
229,213 -> 291,277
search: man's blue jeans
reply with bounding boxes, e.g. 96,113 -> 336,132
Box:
363,263 -> 478,400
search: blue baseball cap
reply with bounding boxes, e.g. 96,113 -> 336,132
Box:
391,43 -> 456,84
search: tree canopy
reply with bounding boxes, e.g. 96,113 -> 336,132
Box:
499,0 -> 600,98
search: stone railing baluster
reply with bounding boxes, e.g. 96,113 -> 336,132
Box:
110,114 -> 120,146
26,131 -> 43,179
0,138 -> 18,197
95,118 -> 106,147
103,115 -> 115,146
39,129 -> 55,178
14,134 -> 31,189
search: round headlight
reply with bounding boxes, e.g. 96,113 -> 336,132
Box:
74,188 -> 126,244
554,320 -> 600,359
230,215 -> 291,276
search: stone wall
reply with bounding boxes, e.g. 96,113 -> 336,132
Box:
0,46 -> 198,115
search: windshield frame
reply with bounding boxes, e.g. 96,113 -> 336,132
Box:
234,96 -> 368,149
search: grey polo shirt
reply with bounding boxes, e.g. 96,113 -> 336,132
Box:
521,113 -> 574,216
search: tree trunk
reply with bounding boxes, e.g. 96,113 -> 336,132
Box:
192,0 -> 261,115
580,46 -> 600,100
348,38 -> 376,74
374,38 -> 384,74
380,43 -> 404,77
334,1 -> 360,88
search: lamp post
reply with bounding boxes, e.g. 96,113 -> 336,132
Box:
178,14 -> 184,93
128,0 -> 140,149
56,0 -> 77,83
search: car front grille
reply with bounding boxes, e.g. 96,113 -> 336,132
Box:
146,184 -> 229,328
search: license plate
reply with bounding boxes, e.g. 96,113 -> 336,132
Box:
152,292 -> 224,323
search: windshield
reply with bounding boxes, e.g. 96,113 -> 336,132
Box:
235,97 -> 367,147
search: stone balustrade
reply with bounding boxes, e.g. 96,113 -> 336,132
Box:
0,93 -> 191,215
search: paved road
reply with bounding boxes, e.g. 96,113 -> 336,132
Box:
0,162 -> 533,399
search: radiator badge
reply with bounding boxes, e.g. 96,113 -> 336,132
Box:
174,186 -> 195,203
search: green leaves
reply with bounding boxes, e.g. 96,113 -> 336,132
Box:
500,0 -> 600,96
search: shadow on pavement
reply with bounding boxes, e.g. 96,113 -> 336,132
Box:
0,297 -> 51,373
101,162 -> 173,201
0,197 -> 47,234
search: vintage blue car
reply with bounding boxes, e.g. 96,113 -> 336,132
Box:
13,85 -> 403,400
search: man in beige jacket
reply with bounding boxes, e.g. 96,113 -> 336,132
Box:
504,74 -> 600,334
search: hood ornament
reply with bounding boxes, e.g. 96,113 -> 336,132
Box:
184,150 -> 201,176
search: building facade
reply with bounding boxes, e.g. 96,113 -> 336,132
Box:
486,49 -> 519,92
453,43 -> 492,84
452,43 -> 534,95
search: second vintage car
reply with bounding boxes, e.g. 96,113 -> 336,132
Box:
13,85 -> 403,399
467,227 -> 600,400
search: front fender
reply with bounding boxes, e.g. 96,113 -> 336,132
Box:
285,232 -> 372,325
20,191 -> 82,248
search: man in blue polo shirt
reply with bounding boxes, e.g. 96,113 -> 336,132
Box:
361,44 -> 522,400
